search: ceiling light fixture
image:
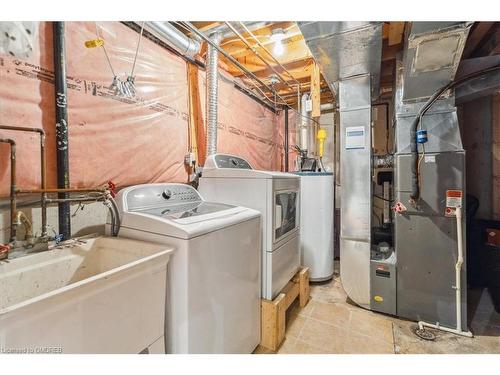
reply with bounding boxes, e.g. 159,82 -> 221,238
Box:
270,28 -> 285,43
270,27 -> 286,56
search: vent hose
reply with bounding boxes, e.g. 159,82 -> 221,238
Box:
409,64 -> 500,202
103,194 -> 120,237
206,32 -> 222,157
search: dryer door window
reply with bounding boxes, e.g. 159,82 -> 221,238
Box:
274,190 -> 298,243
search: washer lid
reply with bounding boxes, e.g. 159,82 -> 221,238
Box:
132,201 -> 234,220
120,204 -> 260,239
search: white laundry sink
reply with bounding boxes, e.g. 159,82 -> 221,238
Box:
0,236 -> 173,354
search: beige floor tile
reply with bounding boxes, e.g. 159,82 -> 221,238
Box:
310,300 -> 352,328
288,338 -> 334,354
297,317 -> 348,353
349,309 -> 395,344
276,336 -> 297,354
289,299 -> 317,317
258,275 -> 500,355
285,312 -> 307,339
310,283 -> 349,304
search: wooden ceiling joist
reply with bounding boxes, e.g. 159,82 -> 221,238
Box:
187,21 -> 413,107
388,22 -> 405,46
462,22 -> 496,59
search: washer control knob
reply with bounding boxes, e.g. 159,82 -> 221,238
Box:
162,189 -> 173,200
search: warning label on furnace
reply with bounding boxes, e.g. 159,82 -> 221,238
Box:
446,190 -> 463,208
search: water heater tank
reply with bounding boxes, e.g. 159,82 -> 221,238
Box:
294,172 -> 335,281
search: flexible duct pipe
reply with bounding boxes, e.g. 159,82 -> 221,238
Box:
145,22 -> 201,59
206,32 -> 222,157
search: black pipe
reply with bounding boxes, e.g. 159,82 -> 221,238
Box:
409,64 -> 500,202
53,22 -> 71,239
284,106 -> 289,172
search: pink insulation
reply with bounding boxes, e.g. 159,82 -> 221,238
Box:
0,21 -> 291,197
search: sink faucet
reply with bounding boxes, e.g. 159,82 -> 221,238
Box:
15,210 -> 34,246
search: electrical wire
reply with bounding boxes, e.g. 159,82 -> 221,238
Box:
130,21 -> 145,78
95,22 -> 116,77
374,194 -> 394,203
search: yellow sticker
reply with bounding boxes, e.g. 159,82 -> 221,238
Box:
374,295 -> 384,302
84,39 -> 104,48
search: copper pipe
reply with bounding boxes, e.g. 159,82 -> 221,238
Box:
0,138 -> 16,242
45,197 -> 105,204
0,125 -> 47,237
17,187 -> 107,194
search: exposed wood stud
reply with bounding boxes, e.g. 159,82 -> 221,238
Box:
462,22 -> 495,58
311,62 -> 321,117
388,22 -> 405,46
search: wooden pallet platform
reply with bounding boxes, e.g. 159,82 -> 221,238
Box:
259,267 -> 310,352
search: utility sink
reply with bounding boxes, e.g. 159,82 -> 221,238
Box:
0,235 -> 173,354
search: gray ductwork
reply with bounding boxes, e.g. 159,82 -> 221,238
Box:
144,22 -> 201,59
401,22 -> 472,102
320,102 -> 335,112
394,22 -> 472,184
298,22 -> 383,100
298,22 -> 383,308
206,32 -> 222,157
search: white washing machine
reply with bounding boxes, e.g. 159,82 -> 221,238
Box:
109,183 -> 261,354
199,154 -> 301,300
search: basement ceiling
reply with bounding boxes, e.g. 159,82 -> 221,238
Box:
182,21 -> 499,110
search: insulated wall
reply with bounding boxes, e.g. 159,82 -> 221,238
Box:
198,71 -> 288,171
0,21 -> 287,198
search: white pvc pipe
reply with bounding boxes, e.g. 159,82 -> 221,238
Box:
455,206 -> 464,332
417,206 -> 473,338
